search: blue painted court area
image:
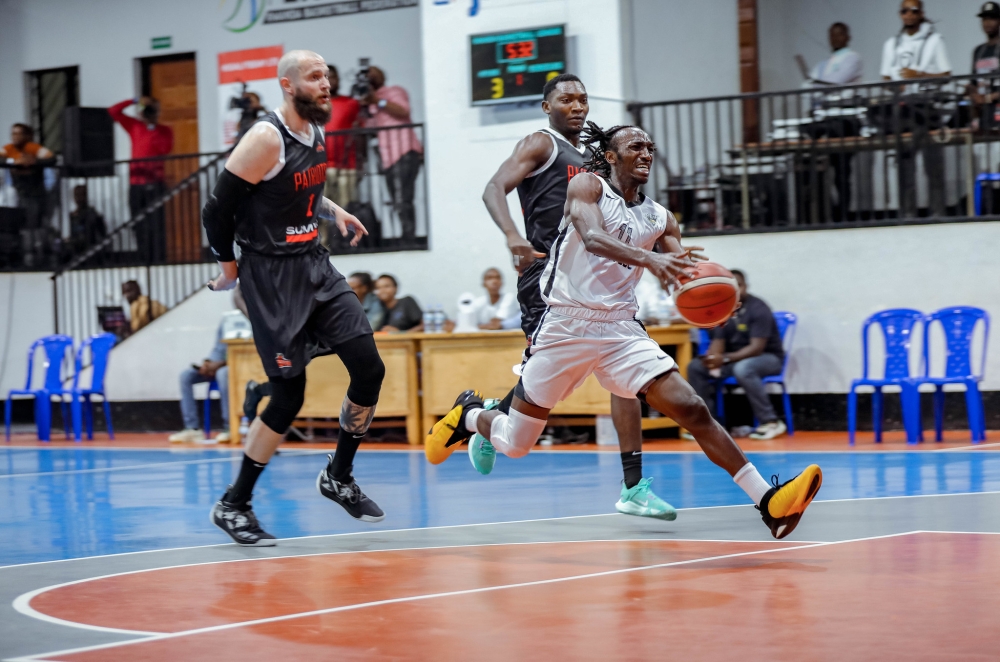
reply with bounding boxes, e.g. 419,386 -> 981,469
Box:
2,447 -> 999,566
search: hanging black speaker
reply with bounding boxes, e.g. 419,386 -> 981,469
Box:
63,107 -> 114,177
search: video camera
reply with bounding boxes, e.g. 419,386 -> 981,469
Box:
229,82 -> 252,111
350,58 -> 373,101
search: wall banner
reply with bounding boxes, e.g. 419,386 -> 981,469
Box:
217,45 -> 284,149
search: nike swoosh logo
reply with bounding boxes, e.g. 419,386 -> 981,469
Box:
631,451 -> 641,456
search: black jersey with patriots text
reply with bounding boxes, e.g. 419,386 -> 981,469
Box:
515,128 -> 587,254
235,110 -> 328,256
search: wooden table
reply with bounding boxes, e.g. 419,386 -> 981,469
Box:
225,336 -> 420,444
417,325 -> 693,437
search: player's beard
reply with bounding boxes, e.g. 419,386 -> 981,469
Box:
292,89 -> 332,124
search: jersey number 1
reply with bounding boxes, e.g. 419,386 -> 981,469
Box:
306,193 -> 315,217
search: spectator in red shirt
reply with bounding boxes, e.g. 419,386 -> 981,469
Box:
361,66 -> 423,244
108,96 -> 173,264
323,65 -> 361,211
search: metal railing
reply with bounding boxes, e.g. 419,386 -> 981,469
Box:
51,152 -> 229,341
628,72 -> 1000,234
322,123 -> 429,254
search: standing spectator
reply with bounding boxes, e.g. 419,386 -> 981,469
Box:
347,271 -> 385,331
686,270 -> 787,441
374,274 -> 423,332
473,268 -> 518,330
67,185 -> 107,261
2,123 -> 54,268
121,280 -> 167,335
108,97 -> 174,264
808,23 -> 863,85
324,65 -> 361,210
969,2 -> 1000,131
169,304 -> 234,444
361,66 -> 423,244
880,0 -> 951,218
234,90 -> 266,144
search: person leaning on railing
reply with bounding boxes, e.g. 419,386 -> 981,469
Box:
323,65 -> 361,211
969,2 -> 1000,132
879,0 -> 951,218
2,123 -> 54,269
108,97 -> 174,264
360,66 -> 423,244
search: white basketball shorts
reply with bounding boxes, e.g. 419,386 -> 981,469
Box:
520,310 -> 677,410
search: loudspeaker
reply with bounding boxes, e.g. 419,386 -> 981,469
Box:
63,107 -> 114,177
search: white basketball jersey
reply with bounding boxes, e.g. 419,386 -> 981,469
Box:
539,176 -> 668,316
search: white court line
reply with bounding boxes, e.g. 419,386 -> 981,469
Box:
935,442 -> 1000,452
0,450 -> 334,479
5,489 -> 1000,572
10,536 -> 819,638
8,531 -> 922,662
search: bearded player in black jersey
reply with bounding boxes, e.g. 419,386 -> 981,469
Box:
203,50 -> 385,546
426,74 -> 670,520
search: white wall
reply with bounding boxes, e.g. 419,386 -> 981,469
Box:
623,0 -> 741,102
696,221 -> 1000,393
759,0 -> 987,92
0,273 -> 56,396
0,0 -> 423,155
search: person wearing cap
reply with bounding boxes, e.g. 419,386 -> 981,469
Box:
969,2 -> 1000,130
879,0 -> 951,219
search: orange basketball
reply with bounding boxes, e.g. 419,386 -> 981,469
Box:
674,261 -> 739,328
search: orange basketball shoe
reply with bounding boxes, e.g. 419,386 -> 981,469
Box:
425,389 -> 484,465
758,464 -> 823,539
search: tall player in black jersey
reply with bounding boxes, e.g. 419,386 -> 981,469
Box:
432,74 -> 657,518
203,50 -> 385,546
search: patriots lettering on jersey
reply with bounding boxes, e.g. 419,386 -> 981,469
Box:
293,163 -> 327,192
566,164 -> 583,181
286,222 -> 319,243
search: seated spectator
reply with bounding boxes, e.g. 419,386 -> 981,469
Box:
169,294 -> 237,444
68,185 -> 107,258
2,123 -> 54,268
806,23 -> 863,85
686,270 -> 787,440
473,268 -> 518,330
348,271 -> 385,331
121,280 -> 166,335
374,274 -> 423,332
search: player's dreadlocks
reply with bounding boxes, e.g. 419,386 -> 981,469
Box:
581,121 -> 632,179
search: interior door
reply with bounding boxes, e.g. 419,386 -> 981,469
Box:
147,55 -> 201,263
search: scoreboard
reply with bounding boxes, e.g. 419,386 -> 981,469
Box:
470,25 -> 566,106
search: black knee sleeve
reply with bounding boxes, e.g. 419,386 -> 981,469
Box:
259,372 -> 306,433
337,335 -> 385,407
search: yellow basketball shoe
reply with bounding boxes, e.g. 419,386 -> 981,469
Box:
758,464 -> 823,539
425,389 -> 484,465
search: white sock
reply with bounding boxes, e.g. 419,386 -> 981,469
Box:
464,407 -> 484,434
733,463 -> 771,506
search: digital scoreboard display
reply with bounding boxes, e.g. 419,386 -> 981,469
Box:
470,25 -> 567,106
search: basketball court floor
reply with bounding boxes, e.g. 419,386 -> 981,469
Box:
2,439 -> 999,660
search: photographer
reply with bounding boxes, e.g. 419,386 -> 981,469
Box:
232,89 -> 266,144
108,96 -> 173,263
359,65 -> 423,244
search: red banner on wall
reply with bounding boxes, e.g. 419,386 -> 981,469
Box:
217,45 -> 284,84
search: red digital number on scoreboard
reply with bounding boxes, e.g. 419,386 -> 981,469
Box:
503,41 -> 535,61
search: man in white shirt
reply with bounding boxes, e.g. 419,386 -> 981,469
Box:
879,0 -> 951,218
809,23 -> 863,86
473,268 -> 518,330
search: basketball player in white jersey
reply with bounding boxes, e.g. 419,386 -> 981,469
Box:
427,122 -> 822,539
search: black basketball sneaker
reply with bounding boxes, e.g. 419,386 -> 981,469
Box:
211,494 -> 277,546
317,455 -> 385,522
424,389 -> 484,465
757,464 -> 823,539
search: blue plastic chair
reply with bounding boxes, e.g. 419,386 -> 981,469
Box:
974,173 -> 1000,215
70,333 -> 116,441
915,307 -> 989,443
714,312 -> 797,435
5,335 -> 76,442
203,379 -> 220,437
847,309 -> 924,444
